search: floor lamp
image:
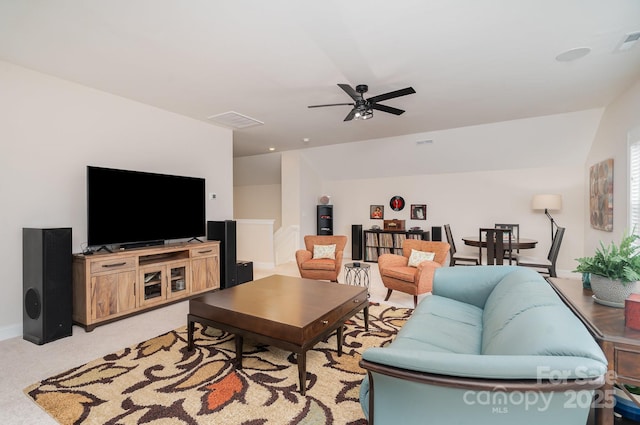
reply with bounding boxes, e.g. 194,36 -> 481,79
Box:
532,194 -> 562,243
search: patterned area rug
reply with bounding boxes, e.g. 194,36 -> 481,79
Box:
24,303 -> 411,425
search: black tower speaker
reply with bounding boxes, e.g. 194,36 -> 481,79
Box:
23,228 -> 73,345
207,220 -> 237,289
431,226 -> 442,242
351,224 -> 363,260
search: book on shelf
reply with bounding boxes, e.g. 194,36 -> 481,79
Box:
366,247 -> 379,261
379,233 -> 394,248
365,232 -> 379,246
393,233 -> 407,247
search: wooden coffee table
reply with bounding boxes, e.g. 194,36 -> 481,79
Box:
187,274 -> 369,395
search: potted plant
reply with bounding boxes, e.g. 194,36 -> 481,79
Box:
574,232 -> 640,307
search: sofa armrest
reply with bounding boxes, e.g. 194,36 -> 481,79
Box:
360,357 -> 605,391
359,356 -> 604,425
362,347 -> 607,380
432,266 -> 522,308
414,260 -> 443,294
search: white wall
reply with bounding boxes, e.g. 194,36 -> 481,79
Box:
234,109 -> 603,274
585,77 -> 640,252
0,61 -> 233,339
236,219 -> 275,268
234,184 -> 282,231
299,154 -> 324,240
323,166 -> 583,271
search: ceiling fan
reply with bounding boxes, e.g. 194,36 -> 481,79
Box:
308,83 -> 416,121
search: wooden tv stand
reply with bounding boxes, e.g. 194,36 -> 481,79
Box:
72,241 -> 220,331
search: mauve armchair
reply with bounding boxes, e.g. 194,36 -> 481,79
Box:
296,235 -> 347,282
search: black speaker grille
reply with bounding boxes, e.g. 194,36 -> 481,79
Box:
25,288 -> 41,320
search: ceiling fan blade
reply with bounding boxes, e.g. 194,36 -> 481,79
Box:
338,84 -> 360,101
371,103 -> 405,115
308,102 -> 354,108
343,108 -> 357,121
367,87 -> 416,104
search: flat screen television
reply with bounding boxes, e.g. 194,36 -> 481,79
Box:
87,166 -> 206,248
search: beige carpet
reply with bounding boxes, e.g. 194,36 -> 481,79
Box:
24,303 -> 411,425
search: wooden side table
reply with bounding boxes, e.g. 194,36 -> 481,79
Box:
548,278 -> 640,425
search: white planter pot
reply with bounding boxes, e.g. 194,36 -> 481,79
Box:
590,274 -> 639,308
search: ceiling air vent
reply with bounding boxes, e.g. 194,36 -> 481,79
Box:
207,111 -> 264,129
616,31 -> 640,52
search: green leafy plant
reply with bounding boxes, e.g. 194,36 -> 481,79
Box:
625,384 -> 640,396
574,232 -> 640,285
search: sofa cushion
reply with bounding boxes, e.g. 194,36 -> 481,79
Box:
482,269 -> 606,362
391,295 -> 483,354
432,266 -> 517,309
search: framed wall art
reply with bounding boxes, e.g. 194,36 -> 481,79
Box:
370,205 -> 384,219
389,196 -> 405,211
589,158 -> 613,232
411,204 -> 427,220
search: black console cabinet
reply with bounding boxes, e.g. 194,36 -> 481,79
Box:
317,205 -> 333,235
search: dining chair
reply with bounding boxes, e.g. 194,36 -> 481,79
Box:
495,223 -> 520,257
479,227 -> 513,265
444,224 -> 480,266
515,227 -> 565,277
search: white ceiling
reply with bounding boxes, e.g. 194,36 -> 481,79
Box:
1,0 -> 639,158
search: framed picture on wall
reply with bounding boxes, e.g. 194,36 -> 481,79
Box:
589,158 -> 613,231
370,205 -> 384,219
411,204 -> 427,220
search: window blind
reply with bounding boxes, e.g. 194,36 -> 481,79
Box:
630,140 -> 640,236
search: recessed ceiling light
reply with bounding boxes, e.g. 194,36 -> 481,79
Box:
268,147 -> 275,151
302,138 -> 310,143
555,47 -> 591,62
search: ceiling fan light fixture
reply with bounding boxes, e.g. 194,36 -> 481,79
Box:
309,83 -> 414,122
354,105 -> 373,120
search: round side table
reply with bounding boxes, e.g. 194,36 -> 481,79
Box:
344,262 -> 370,293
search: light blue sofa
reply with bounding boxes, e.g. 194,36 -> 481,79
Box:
359,266 -> 608,425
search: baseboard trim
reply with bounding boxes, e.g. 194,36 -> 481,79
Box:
252,261 -> 275,270
0,323 -> 22,342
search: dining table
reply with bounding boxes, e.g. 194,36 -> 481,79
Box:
462,236 -> 538,265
